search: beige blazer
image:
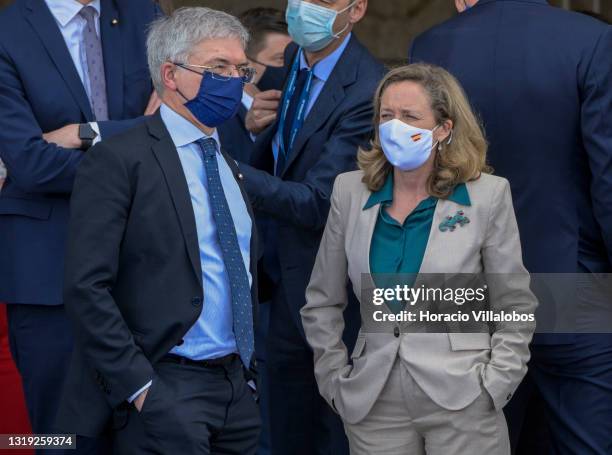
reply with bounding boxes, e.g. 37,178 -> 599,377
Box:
301,170 -> 537,425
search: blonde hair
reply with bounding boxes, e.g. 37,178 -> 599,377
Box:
358,64 -> 491,197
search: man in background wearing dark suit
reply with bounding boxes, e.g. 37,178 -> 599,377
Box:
57,7 -> 261,454
0,0 -> 161,449
410,1 -> 612,453
239,1 -> 385,453
219,8 -> 291,163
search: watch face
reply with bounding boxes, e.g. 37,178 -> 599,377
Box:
79,123 -> 97,140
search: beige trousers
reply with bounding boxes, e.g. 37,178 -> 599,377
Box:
343,358 -> 510,455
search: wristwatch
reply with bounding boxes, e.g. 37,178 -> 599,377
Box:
78,123 -> 98,150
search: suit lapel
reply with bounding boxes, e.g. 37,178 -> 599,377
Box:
147,113 -> 202,287
418,201 -> 447,274
100,0 -> 124,119
352,188 -> 378,291
237,104 -> 247,124
281,80 -> 345,178
25,0 -> 93,120
279,36 -> 360,178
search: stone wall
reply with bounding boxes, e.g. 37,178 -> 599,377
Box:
0,0 -> 611,61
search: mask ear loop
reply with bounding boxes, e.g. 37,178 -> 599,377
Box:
433,126 -> 453,151
332,0 -> 358,39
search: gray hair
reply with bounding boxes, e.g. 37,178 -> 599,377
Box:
146,7 -> 249,94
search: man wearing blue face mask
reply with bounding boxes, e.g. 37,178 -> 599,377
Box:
239,1 -> 385,454
55,8 -> 262,454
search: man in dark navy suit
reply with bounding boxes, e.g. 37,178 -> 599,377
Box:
0,0 -> 161,447
410,1 -> 612,453
238,1 -> 385,453
218,7 -> 291,165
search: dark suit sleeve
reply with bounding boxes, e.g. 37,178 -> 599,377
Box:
581,27 -> 612,264
0,42 -> 83,194
97,1 -> 163,140
97,116 -> 149,139
407,35 -> 419,63
64,141 -> 154,408
239,97 -> 373,231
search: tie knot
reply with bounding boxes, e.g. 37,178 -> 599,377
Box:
197,137 -> 218,158
79,5 -> 97,23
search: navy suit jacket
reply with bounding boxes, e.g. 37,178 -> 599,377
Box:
218,65 -> 288,163
217,105 -> 253,163
239,35 -> 386,336
0,0 -> 161,305
410,0 -> 612,275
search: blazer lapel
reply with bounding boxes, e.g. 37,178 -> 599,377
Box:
279,36 -> 359,178
147,113 -> 202,287
351,188 -> 378,292
25,0 -> 93,120
418,201 -> 448,275
100,0 -> 124,119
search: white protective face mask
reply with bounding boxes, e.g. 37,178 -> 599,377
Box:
379,119 -> 440,171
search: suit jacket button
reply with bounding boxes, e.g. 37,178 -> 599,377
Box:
191,297 -> 202,307
393,326 -> 400,337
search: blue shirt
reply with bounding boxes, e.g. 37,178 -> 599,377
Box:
159,104 -> 253,362
130,105 -> 254,402
272,33 -> 352,164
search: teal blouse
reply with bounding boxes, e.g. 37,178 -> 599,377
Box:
366,173 -> 471,277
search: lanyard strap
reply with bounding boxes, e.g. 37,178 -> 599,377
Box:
277,48 -> 315,159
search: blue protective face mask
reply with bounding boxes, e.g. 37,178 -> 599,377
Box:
180,71 -> 243,128
286,0 -> 356,52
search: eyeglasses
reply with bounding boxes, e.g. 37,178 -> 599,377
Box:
173,62 -> 256,83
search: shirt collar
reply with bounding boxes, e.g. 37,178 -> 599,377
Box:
299,33 -> 352,82
160,103 -> 221,150
363,173 -> 472,210
45,0 -> 101,28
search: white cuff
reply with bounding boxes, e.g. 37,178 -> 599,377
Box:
127,380 -> 152,403
90,122 -> 101,145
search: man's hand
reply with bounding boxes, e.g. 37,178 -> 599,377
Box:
43,124 -> 81,149
144,91 -> 162,116
133,387 -> 149,412
245,89 -> 282,134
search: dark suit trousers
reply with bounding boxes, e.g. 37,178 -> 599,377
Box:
255,301 -> 271,455
6,304 -> 72,438
505,280 -> 612,455
6,304 -> 110,455
113,355 -> 260,455
506,334 -> 612,455
266,289 -> 349,455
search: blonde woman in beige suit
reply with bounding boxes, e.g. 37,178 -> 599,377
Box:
300,64 -> 537,455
